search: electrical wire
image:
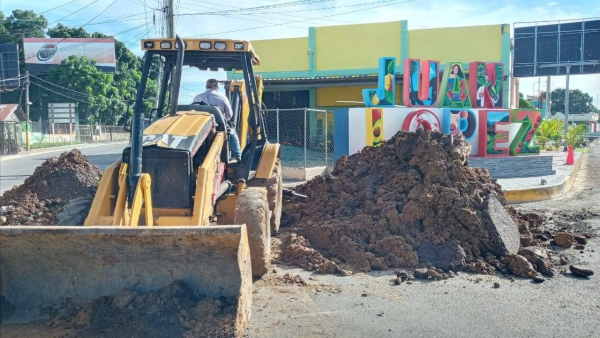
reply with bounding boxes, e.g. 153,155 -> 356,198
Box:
48,0 -> 101,25
39,0 -> 80,15
185,0 -> 357,25
190,0 -> 414,37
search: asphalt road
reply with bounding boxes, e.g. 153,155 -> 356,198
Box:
246,142 -> 600,338
0,143 -> 127,195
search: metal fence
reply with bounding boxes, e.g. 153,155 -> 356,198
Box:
0,121 -> 22,155
261,108 -> 334,169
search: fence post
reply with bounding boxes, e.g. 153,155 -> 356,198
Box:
276,108 -> 280,143
50,104 -> 55,143
110,126 -> 113,142
325,110 -> 328,169
68,103 -> 73,145
304,109 -> 307,169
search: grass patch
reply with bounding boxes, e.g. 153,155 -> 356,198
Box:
30,141 -> 81,150
574,147 -> 589,153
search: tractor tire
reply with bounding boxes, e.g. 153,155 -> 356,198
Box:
266,160 -> 283,234
234,187 -> 271,277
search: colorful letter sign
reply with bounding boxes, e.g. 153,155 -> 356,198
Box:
365,108 -> 384,146
362,57 -> 396,107
403,59 -> 440,107
469,62 -> 504,108
438,62 -> 472,108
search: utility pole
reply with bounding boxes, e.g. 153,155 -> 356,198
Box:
546,76 -> 551,117
166,0 -> 175,38
155,0 -> 175,113
25,71 -> 30,151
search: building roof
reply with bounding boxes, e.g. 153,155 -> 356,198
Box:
225,74 -> 403,89
0,104 -> 26,122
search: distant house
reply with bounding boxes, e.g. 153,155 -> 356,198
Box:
0,104 -> 26,122
0,104 -> 25,155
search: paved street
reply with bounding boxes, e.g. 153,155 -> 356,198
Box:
0,143 -> 127,195
246,142 -> 600,338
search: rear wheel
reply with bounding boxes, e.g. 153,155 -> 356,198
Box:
234,187 -> 271,277
266,160 -> 283,234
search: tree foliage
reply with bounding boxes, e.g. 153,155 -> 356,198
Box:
564,123 -> 587,147
47,23 -> 90,38
550,88 -> 599,115
0,9 -> 160,125
519,98 -> 533,108
535,119 -> 564,150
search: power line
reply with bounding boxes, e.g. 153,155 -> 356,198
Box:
39,0 -> 80,15
186,0 -> 357,25
30,81 -> 94,104
191,0 -> 414,37
48,0 -> 101,25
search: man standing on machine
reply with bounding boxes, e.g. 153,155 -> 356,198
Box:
193,79 -> 242,162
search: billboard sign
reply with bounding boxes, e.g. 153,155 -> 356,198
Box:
0,44 -> 21,89
513,18 -> 600,77
23,38 -> 116,74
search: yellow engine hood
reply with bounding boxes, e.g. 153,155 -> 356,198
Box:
141,111 -> 215,154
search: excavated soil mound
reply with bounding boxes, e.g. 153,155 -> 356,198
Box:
0,150 -> 100,225
279,130 -> 552,277
47,281 -> 237,338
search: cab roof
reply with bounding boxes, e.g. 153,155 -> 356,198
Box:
141,38 -> 260,70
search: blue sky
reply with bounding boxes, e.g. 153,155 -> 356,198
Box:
1,0 -> 599,106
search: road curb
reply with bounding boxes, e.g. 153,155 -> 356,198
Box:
0,142 -> 127,162
504,153 -> 586,204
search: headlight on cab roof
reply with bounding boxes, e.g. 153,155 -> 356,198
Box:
160,41 -> 172,49
214,42 -> 226,50
199,42 -> 211,49
234,42 -> 244,50
143,41 -> 154,48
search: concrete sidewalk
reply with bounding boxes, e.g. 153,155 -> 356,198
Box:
502,150 -> 586,203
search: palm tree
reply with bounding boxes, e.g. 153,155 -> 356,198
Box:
535,119 -> 563,150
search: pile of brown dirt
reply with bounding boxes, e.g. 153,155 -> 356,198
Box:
0,150 -> 100,225
278,130 -> 554,277
47,281 -> 237,338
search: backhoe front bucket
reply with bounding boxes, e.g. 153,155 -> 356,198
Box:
0,225 -> 251,334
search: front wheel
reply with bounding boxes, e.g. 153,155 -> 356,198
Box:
234,187 -> 271,277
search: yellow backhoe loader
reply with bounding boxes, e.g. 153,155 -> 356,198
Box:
0,35 -> 283,335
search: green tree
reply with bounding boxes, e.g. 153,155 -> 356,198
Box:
564,123 -> 587,147
550,88 -> 599,115
46,55 -> 113,122
535,119 -> 564,149
47,23 -> 90,38
0,10 -> 48,71
519,98 -> 533,108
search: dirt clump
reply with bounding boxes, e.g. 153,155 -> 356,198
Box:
554,232 -> 574,248
47,280 -> 237,338
0,150 -> 100,225
279,130 -> 552,278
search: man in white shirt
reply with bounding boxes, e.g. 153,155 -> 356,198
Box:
193,79 -> 242,161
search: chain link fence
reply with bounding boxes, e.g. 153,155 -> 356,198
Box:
26,121 -> 129,148
262,108 -> 334,169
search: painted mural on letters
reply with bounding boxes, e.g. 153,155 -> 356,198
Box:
403,59 -> 440,107
469,62 -> 504,108
340,57 -> 542,159
362,57 -> 396,107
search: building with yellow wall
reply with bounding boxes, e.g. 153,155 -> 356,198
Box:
227,20 -> 511,110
